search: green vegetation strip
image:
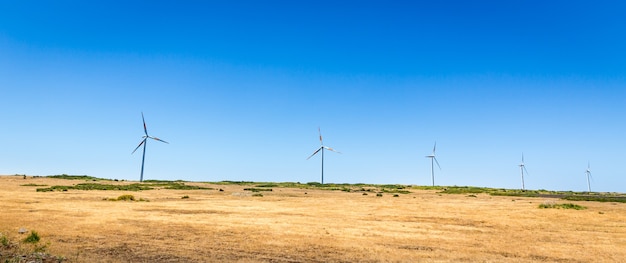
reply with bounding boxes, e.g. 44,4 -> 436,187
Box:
20,183 -> 48,187
562,195 -> 626,203
40,175 -> 625,202
436,186 -> 626,202
243,188 -> 273,192
47,174 -> 107,181
36,180 -> 211,192
37,183 -> 153,192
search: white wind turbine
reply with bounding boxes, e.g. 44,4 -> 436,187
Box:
425,142 -> 441,186
307,127 -> 341,184
585,162 -> 592,192
518,153 -> 529,190
132,112 -> 169,182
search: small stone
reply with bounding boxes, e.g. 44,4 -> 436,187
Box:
18,228 -> 28,234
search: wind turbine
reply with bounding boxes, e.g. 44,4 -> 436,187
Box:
132,112 -> 169,182
518,153 -> 529,190
307,127 -> 340,184
425,142 -> 441,186
585,162 -> 592,192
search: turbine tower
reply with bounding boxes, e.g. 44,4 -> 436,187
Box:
585,162 -> 592,192
518,153 -> 528,190
307,127 -> 340,184
425,142 -> 441,186
132,112 -> 169,182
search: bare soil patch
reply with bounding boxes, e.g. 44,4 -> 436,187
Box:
1,175 -> 625,262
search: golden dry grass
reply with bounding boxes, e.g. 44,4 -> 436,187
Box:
1,175 -> 625,262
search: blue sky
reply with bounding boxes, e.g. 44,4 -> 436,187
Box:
1,1 -> 625,192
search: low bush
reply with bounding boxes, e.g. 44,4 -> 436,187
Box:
117,194 -> 135,201
538,203 -> 586,210
1,234 -> 9,247
23,231 -> 40,243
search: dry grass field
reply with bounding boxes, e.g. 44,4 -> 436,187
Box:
1,175 -> 625,262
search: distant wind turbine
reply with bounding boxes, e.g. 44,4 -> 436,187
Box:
585,162 -> 592,192
425,142 -> 441,186
307,127 -> 340,184
132,112 -> 169,182
518,153 -> 529,190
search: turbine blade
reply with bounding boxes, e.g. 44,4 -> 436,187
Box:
434,157 -> 441,170
141,112 -> 148,136
324,146 -> 341,154
432,142 -> 437,154
318,127 -> 323,145
306,147 -> 322,160
523,166 -> 529,175
149,136 -> 169,144
132,139 -> 146,154
521,153 -> 524,163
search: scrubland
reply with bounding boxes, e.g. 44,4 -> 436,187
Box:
1,175 -> 625,262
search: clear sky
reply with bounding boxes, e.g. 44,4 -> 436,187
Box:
1,1 -> 625,192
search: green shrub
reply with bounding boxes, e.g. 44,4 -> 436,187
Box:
117,194 -> 135,201
23,231 -> 40,243
538,203 -> 586,210
1,234 -> 9,247
181,195 -> 190,199
558,203 -> 587,210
